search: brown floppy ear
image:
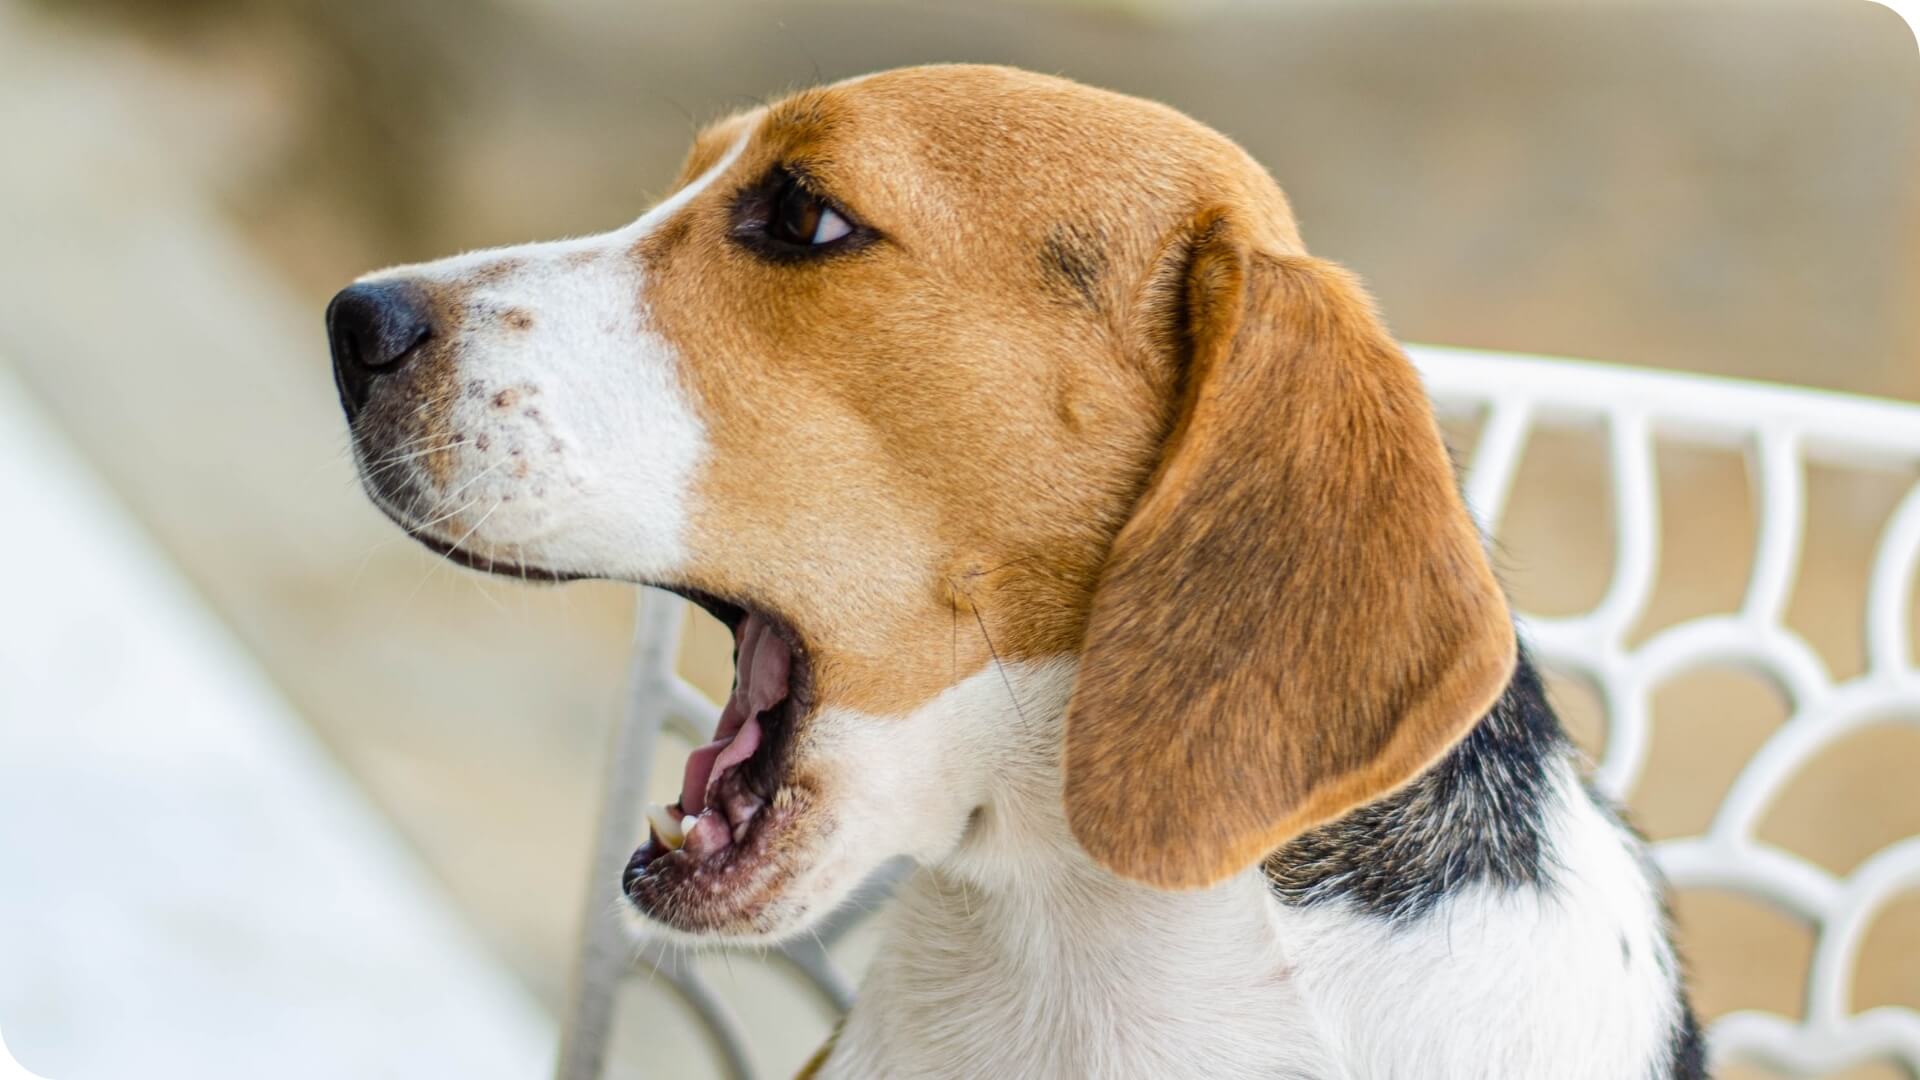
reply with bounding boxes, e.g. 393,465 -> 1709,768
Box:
1063,210 -> 1517,890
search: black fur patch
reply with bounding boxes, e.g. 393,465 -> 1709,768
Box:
1663,1001 -> 1709,1079
1039,223 -> 1106,309
1264,650 -> 1564,920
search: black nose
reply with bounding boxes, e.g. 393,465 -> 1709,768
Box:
326,280 -> 436,418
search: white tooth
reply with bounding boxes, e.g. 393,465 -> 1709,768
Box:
646,803 -> 685,848
681,814 -> 699,838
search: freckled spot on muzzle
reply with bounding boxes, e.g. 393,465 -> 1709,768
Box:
468,258 -> 524,285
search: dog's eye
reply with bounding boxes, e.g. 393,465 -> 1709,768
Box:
733,169 -> 869,262
768,176 -> 853,247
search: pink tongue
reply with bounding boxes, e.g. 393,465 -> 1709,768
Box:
677,612 -> 791,815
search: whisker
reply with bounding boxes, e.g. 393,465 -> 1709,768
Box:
437,457 -> 508,503
972,608 -> 1030,728
951,587 -> 959,684
359,437 -> 465,480
408,494 -> 482,536
397,497 -> 504,612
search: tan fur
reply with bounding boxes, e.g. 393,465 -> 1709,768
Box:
623,67 -> 1512,888
641,68 -> 1302,724
1063,210 -> 1516,889
355,63 -> 1517,898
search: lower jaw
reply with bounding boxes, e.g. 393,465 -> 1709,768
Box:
622,801 -> 801,933
625,600 -> 810,921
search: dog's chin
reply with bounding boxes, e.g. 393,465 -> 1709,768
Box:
619,793 -> 837,945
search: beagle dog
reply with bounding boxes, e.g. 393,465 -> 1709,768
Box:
328,65 -> 1704,1079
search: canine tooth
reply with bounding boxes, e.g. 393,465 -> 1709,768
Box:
681,814 -> 698,837
684,812 -> 731,857
646,803 -> 685,848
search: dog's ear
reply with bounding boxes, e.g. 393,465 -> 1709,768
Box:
1063,209 -> 1516,890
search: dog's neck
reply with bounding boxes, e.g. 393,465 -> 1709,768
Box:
829,653 -> 1578,1076
825,655 -> 1694,1080
829,660 -> 1325,1078
918,651 -> 1569,927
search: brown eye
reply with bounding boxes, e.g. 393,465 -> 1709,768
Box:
768,176 -> 853,247
731,168 -> 868,262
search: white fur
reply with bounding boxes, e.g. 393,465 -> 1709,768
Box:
620,660 -> 1048,950
767,659 -> 1688,1080
352,127 -> 754,581
1267,765 -> 1685,1080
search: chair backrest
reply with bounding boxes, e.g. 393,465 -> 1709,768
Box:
557,346 -> 1920,1080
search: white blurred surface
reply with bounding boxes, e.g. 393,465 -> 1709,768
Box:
0,365 -> 553,1079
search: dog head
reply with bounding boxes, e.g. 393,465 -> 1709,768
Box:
329,65 -> 1514,941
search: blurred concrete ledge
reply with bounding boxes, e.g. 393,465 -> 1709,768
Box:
0,361 -> 555,1078
0,0 -> 641,1013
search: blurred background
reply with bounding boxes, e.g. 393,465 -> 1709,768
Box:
0,1 -> 1915,1078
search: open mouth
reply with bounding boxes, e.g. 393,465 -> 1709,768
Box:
622,593 -> 812,923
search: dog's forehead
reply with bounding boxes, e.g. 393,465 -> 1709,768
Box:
671,66 -> 1298,247
673,110 -> 761,189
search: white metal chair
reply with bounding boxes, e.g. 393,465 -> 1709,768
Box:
556,346 -> 1920,1079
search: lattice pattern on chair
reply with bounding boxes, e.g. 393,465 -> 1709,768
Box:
1413,345 -> 1920,1078
557,346 -> 1920,1080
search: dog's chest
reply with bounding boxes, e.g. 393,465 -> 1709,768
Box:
821,869 -> 1332,1080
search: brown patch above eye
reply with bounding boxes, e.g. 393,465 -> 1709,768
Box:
1040,222 -> 1107,310
502,309 -> 534,331
762,88 -> 844,148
